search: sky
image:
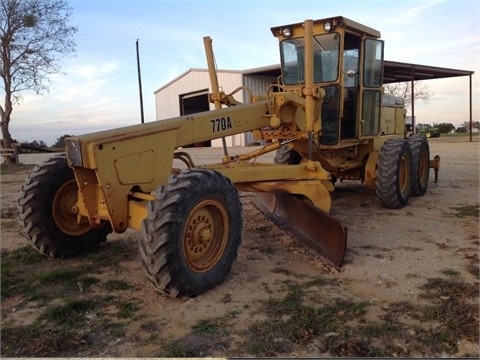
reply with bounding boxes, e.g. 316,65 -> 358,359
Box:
6,0 -> 480,146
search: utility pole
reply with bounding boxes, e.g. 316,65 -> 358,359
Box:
136,39 -> 145,124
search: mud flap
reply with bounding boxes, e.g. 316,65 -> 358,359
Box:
252,192 -> 347,267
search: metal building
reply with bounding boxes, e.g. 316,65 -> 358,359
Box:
153,65 -> 279,147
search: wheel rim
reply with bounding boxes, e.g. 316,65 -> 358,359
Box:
399,154 -> 409,193
52,179 -> 92,236
418,148 -> 428,183
183,199 -> 229,273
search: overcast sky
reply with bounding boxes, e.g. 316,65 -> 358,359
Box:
8,0 -> 480,146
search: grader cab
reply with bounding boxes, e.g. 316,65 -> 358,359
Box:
18,16 -> 439,297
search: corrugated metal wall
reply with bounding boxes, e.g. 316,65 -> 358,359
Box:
242,75 -> 277,145
154,69 -> 277,147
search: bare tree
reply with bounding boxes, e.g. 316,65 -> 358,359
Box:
1,0 -> 77,150
463,121 -> 480,132
384,81 -> 433,111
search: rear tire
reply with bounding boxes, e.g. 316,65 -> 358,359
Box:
274,145 -> 302,165
408,136 -> 430,196
139,169 -> 242,297
17,154 -> 111,257
376,139 -> 412,209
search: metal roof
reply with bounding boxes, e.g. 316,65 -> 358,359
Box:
242,62 -> 474,83
383,61 -> 474,83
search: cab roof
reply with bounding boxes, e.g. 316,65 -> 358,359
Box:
270,16 -> 381,39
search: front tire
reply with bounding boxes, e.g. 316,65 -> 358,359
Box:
376,139 -> 412,209
17,154 -> 111,257
139,169 -> 242,297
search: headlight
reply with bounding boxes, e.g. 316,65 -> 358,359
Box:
65,138 -> 83,167
282,27 -> 292,38
324,21 -> 332,32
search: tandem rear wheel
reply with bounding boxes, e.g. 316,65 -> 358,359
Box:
375,139 -> 413,209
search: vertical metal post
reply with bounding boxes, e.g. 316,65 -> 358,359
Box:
469,74 -> 473,142
136,39 -> 145,124
410,66 -> 415,132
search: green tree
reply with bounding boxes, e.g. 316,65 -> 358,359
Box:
52,134 -> 73,148
434,122 -> 455,134
1,0 -> 77,153
21,139 -> 47,148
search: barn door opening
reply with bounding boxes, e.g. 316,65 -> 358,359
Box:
180,90 -> 211,147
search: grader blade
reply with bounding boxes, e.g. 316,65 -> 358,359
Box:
252,192 -> 347,267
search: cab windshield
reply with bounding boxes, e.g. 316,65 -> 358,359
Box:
280,32 -> 340,85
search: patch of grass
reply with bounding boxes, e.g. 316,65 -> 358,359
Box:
140,320 -> 160,332
116,300 -> 138,319
450,204 -> 479,218
6,246 -> 45,264
360,200 -> 370,208
417,278 -> 479,349
261,281 -> 273,294
419,277 -> 478,300
107,321 -> 128,338
304,277 -> 337,288
324,334 -> 388,357
361,320 -> 403,338
414,326 -> 457,354
242,272 -> 479,357
157,339 -> 202,357
245,281 -> 368,356
1,241 -> 149,356
77,275 -> 101,289
154,308 -> 240,357
35,268 -> 82,284
249,243 -> 275,254
0,324 -> 83,357
101,279 -> 133,291
398,277 -> 479,355
466,258 -> 479,279
40,299 -> 96,325
192,319 -> 228,337
1,219 -> 18,230
1,207 -> 17,218
81,239 -> 137,271
1,247 -> 46,299
440,268 -> 460,277
271,267 -> 292,275
2,245 -> 113,302
227,308 -> 243,318
398,246 -> 422,251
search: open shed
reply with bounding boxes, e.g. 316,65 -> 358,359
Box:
247,61 -> 474,133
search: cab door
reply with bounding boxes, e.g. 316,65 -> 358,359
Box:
361,39 -> 384,137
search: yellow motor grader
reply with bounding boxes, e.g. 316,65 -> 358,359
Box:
18,16 -> 439,297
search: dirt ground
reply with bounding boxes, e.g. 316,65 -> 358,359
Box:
1,136 -> 479,357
